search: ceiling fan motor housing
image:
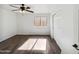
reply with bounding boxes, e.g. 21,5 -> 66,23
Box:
20,7 -> 25,11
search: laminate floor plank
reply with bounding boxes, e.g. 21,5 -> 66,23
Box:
0,35 -> 61,54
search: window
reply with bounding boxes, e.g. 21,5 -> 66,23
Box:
34,16 -> 47,26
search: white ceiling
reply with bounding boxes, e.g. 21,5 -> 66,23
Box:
0,4 -> 76,13
0,4 -> 60,13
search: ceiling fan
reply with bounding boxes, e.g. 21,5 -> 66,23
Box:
10,4 -> 34,13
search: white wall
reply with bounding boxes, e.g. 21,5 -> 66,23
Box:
0,8 -> 17,42
73,5 -> 79,52
16,13 -> 50,35
49,4 -> 78,54
73,5 -> 79,45
0,8 -> 2,41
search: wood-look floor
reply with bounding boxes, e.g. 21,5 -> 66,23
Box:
0,35 -> 61,54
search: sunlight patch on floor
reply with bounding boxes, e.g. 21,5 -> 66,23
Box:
17,38 -> 47,50
17,38 -> 37,50
33,38 -> 46,50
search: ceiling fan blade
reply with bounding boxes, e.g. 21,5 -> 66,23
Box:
26,7 -> 30,9
12,9 -> 18,11
10,5 -> 19,8
26,10 -> 34,13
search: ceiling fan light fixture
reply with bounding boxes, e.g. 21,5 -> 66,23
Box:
19,10 -> 25,13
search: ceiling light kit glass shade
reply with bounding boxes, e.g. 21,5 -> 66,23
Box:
19,10 -> 26,13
